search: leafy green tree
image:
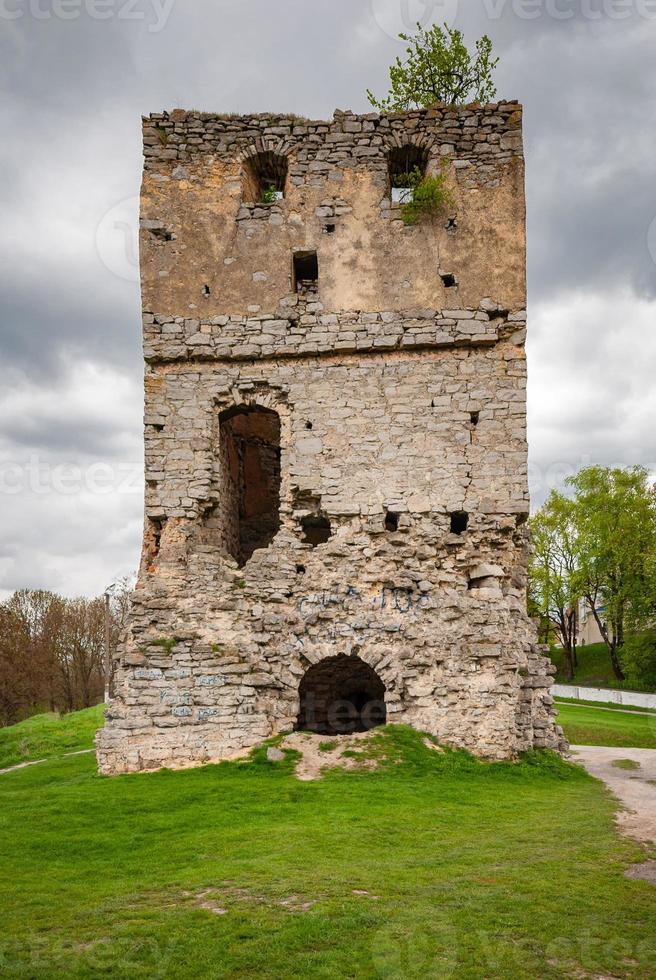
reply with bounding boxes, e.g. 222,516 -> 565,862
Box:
529,492 -> 580,680
367,23 -> 499,111
622,630 -> 656,690
568,466 -> 656,681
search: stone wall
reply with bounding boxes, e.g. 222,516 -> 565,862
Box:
97,103 -> 564,774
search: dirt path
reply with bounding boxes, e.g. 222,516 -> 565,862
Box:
0,748 -> 95,776
571,745 -> 656,844
279,731 -> 380,781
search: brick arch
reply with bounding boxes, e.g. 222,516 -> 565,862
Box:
217,403 -> 282,567
225,387 -> 290,414
383,130 -> 439,155
239,135 -> 295,164
240,139 -> 295,202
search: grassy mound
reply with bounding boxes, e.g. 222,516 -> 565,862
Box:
0,704 -> 105,769
0,724 -> 655,977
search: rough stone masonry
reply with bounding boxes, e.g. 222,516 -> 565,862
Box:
96,102 -> 566,774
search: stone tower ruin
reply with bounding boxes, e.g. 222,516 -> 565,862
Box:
97,102 -> 564,774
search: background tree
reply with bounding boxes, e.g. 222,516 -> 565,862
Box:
529,492 -> 580,679
569,466 -> 656,681
367,24 -> 499,111
0,581 -> 133,725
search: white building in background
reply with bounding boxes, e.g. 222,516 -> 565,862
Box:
576,598 -> 606,646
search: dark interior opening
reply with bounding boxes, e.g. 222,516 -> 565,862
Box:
470,411 -> 480,426
293,251 -> 319,294
243,151 -> 288,203
219,405 -> 281,567
324,223 -> 336,234
301,513 -> 331,547
385,511 -> 399,532
450,511 -> 469,535
150,517 -> 165,557
148,226 -> 174,242
388,144 -> 429,188
440,273 -> 457,288
297,655 -> 387,735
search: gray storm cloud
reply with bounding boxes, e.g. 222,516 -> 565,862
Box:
1,0 -> 654,595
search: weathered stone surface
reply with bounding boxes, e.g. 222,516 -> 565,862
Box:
96,104 -> 564,776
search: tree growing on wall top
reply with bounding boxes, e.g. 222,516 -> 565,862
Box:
367,23 -> 499,111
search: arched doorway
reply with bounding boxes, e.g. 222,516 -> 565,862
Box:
297,655 -> 386,735
219,405 -> 281,566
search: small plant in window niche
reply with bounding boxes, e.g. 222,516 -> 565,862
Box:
261,185 -> 283,204
400,163 -> 454,226
390,166 -> 423,204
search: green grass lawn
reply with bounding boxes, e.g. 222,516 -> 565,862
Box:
0,705 -> 105,770
555,696 -> 656,715
1,722 -> 655,978
556,701 -> 656,749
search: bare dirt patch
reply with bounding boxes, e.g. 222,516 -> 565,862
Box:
571,746 -> 656,844
278,731 -> 384,781
624,861 -> 656,886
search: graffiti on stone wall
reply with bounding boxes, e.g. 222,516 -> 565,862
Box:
296,584 -> 430,646
298,584 -> 430,618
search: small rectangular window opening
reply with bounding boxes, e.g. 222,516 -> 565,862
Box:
385,511 -> 399,532
440,273 -> 457,288
450,511 -> 469,535
293,251 -> 319,295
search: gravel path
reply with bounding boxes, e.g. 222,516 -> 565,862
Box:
571,745 -> 656,844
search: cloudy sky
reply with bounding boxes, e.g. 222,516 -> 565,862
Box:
1,0 -> 655,599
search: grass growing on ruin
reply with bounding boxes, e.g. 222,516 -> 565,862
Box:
0,705 -> 104,769
1,723 -> 655,978
555,702 -> 656,749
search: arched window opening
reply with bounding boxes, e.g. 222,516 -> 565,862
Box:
219,406 -> 281,567
243,151 -> 288,204
297,655 -> 387,735
388,145 -> 429,203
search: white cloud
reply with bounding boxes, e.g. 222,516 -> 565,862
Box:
528,289 -> 656,504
